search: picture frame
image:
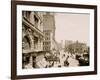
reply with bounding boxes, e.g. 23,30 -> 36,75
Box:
11,0 -> 97,80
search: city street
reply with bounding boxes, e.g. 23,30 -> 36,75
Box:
33,49 -> 79,68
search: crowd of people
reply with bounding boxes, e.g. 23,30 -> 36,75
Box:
34,49 -> 89,68
23,49 -> 89,69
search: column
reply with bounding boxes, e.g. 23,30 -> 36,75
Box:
41,40 -> 43,51
38,39 -> 41,51
30,35 -> 34,50
29,54 -> 33,68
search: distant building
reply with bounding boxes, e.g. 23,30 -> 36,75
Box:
64,40 -> 73,48
58,40 -> 70,50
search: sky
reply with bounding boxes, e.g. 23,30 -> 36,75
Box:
54,12 -> 90,45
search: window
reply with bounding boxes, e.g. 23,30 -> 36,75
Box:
34,37 -> 38,49
34,15 -> 39,28
25,11 -> 31,20
22,36 -> 30,50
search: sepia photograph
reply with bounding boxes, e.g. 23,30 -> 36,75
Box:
22,11 -> 90,69
11,1 -> 97,79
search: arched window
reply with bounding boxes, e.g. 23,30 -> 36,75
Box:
22,36 -> 31,50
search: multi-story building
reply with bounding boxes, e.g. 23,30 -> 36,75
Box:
43,12 -> 56,52
22,11 -> 44,68
22,11 -> 59,68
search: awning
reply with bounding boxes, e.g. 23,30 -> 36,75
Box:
22,49 -> 45,54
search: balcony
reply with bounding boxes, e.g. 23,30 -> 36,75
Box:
23,17 -> 44,38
